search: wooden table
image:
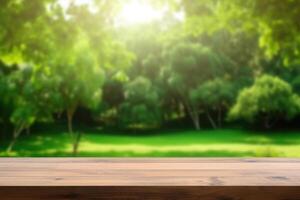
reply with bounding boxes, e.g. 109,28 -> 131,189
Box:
0,158 -> 300,199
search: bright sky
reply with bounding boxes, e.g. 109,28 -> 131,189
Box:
117,0 -> 185,25
59,0 -> 184,25
117,0 -> 165,25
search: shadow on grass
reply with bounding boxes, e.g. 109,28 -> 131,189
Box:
1,124 -> 300,157
0,133 -> 71,156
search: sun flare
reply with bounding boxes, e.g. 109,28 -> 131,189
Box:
117,1 -> 164,25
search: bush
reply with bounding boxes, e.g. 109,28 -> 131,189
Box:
228,75 -> 300,129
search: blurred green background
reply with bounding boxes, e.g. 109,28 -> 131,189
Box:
1,0 -> 300,157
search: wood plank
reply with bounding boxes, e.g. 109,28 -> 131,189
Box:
0,158 -> 300,199
0,158 -> 300,186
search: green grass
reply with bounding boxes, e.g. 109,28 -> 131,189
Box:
1,126 -> 300,157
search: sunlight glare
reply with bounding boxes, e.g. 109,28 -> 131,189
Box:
117,1 -> 164,25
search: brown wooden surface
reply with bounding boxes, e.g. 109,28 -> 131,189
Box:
0,158 -> 300,199
1,158 -> 300,186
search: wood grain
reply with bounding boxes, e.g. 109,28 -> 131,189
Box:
0,158 -> 300,199
1,158 -> 300,186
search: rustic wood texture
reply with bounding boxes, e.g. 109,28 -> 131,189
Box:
1,158 -> 300,186
0,158 -> 300,199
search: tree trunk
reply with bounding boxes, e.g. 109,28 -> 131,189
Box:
206,111 -> 217,129
6,137 -> 17,153
182,98 -> 200,130
72,132 -> 82,156
6,123 -> 24,153
191,112 -> 200,130
67,106 -> 80,156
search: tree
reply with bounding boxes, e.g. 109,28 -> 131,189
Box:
3,65 -> 36,152
0,0 -> 131,155
180,0 -> 300,65
165,42 -> 223,130
229,75 -> 300,129
7,103 -> 36,152
119,76 -> 161,128
4,64 -> 61,152
0,0 -> 76,65
51,37 -> 104,155
190,78 -> 236,128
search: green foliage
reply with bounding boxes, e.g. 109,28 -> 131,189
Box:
181,0 -> 300,65
167,42 -> 222,88
0,63 -> 15,125
119,76 -> 161,127
165,42 -> 235,129
55,44 -> 103,112
7,65 -> 37,129
229,75 -> 300,128
292,76 -> 300,95
102,80 -> 125,108
189,78 -> 237,128
190,78 -> 236,109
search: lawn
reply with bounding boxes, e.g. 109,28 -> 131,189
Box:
1,126 -> 300,157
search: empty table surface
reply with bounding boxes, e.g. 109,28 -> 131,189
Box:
1,158 -> 300,186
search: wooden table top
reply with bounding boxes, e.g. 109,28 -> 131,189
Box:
0,158 -> 300,186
